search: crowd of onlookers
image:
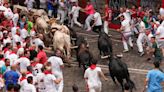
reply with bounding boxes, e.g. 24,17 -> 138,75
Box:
0,0 -> 164,92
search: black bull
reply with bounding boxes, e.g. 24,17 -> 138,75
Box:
76,36 -> 92,71
109,57 -> 136,92
98,32 -> 135,91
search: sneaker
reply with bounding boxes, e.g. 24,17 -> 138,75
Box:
123,49 -> 129,53
108,34 -> 112,37
140,52 -> 144,56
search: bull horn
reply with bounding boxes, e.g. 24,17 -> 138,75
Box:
70,46 -> 78,49
86,44 -> 89,47
71,38 -> 77,40
101,55 -> 110,59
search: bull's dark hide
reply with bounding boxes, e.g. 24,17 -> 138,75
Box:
109,57 -> 136,92
98,32 -> 113,57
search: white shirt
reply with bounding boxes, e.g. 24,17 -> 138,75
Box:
6,53 -> 18,66
4,8 -> 13,19
12,13 -> 19,22
20,28 -> 28,39
138,21 -> 146,33
32,38 -> 45,47
4,50 -> 11,59
25,0 -> 35,10
3,38 -> 12,46
0,60 -> 5,67
70,6 -> 81,17
30,30 -> 36,37
17,48 -> 24,56
93,12 -> 102,26
84,67 -> 102,88
23,83 -> 36,92
13,34 -> 21,46
121,19 -> 131,32
16,57 -> 30,72
44,74 -> 57,92
160,8 -> 164,16
123,10 -> 131,22
48,56 -> 64,78
40,0 -> 47,9
33,63 -> 43,76
156,25 -> 164,39
11,27 -> 17,37
19,79 -> 28,92
36,72 -> 45,89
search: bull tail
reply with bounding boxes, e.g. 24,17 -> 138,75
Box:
127,78 -> 136,92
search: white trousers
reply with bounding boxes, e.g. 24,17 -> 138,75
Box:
122,33 -> 133,51
88,83 -> 102,92
54,73 -> 64,92
57,9 -> 65,24
13,20 -> 18,27
136,33 -> 149,52
48,10 -> 53,17
71,15 -> 82,27
85,14 -> 94,30
103,21 -> 109,35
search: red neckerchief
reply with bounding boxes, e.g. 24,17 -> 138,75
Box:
44,70 -> 52,75
9,51 -> 16,55
0,58 -> 5,61
29,46 -> 35,51
26,71 -> 32,75
17,45 -> 21,49
20,76 -> 27,82
4,48 -> 9,53
31,62 -> 38,67
21,56 -> 27,58
90,64 -> 96,70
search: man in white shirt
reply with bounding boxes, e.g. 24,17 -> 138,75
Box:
117,15 -> 133,53
24,0 -> 35,11
20,25 -> 28,41
32,34 -> 45,48
3,3 -> 13,20
156,21 -> 164,56
23,76 -> 36,92
91,11 -> 102,33
16,50 -> 31,72
6,47 -> 18,66
35,67 -> 45,92
57,0 -> 66,24
40,0 -> 47,9
13,31 -> 22,47
136,17 -> 149,56
116,7 -> 131,23
84,59 -> 108,92
69,2 -> 82,27
44,65 -> 62,92
12,8 -> 19,27
11,26 -> 19,38
19,72 -> 28,92
48,49 -> 64,92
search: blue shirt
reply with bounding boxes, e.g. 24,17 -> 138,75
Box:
47,0 -> 54,10
3,70 -> 19,87
147,69 -> 164,92
19,20 -> 26,29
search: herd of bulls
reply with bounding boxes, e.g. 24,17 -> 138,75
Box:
13,5 -> 136,91
72,30 -> 136,92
